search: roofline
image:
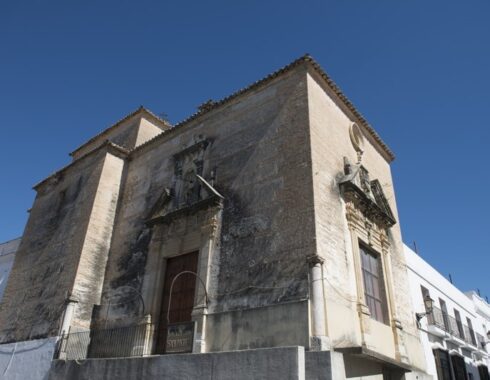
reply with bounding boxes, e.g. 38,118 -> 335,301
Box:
303,56 -> 395,161
34,55 -> 395,192
132,54 -> 395,161
34,141 -> 130,190
69,106 -> 171,158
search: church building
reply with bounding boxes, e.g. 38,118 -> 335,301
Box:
0,56 -> 431,379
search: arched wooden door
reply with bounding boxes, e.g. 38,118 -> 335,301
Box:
155,251 -> 199,354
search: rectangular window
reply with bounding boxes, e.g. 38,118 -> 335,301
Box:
360,243 -> 388,324
451,354 -> 468,380
440,299 -> 450,332
466,318 -> 476,346
454,309 -> 465,340
478,365 -> 490,380
433,349 -> 453,380
420,285 -> 430,301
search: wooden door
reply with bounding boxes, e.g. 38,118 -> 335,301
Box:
156,251 -> 199,353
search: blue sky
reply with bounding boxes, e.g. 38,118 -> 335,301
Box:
1,0 -> 489,297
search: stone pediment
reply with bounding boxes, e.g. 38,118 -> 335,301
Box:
146,134 -> 224,227
339,157 -> 396,228
146,175 -> 224,227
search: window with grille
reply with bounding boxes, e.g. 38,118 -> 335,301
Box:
451,354 -> 468,380
478,365 -> 490,380
440,299 -> 451,332
360,243 -> 388,324
433,349 -> 453,380
466,318 -> 476,346
454,309 -> 465,340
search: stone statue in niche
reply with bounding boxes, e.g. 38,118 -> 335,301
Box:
174,149 -> 205,207
146,136 -> 224,226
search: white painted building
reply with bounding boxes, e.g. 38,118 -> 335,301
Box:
405,244 -> 490,380
0,238 -> 21,302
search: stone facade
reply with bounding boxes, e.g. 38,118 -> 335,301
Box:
0,56 -> 430,379
0,238 -> 20,302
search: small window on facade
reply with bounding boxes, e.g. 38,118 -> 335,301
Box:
440,299 -> 450,332
451,354 -> 468,380
478,365 -> 490,380
466,317 -> 476,346
433,349 -> 452,380
359,243 -> 388,324
454,309 -> 465,340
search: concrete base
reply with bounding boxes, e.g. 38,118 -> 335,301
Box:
305,351 -> 345,380
48,346 -> 349,380
49,346 -> 307,380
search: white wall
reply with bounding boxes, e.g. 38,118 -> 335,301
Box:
466,291 -> 490,361
404,244 -> 490,379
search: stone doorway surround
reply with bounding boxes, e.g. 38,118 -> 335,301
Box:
141,204 -> 222,355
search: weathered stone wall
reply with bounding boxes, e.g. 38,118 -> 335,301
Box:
98,67 -> 316,350
0,238 -> 20,302
0,146 -> 129,343
0,58 -> 427,377
70,152 -> 126,328
306,68 -> 424,368
0,148 -> 110,342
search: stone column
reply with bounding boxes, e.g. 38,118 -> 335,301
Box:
192,212 -> 220,353
60,295 -> 79,335
308,254 -> 329,351
57,295 -> 79,360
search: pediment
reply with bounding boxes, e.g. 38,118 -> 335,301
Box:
339,157 -> 396,228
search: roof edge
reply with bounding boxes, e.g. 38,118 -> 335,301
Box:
34,141 -> 130,191
133,54 -> 395,161
69,106 -> 171,157
303,57 -> 395,161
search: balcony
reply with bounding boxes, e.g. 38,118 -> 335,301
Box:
427,307 -> 480,350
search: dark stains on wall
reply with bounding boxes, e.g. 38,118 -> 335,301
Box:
109,226 -> 152,316
216,188 -> 309,312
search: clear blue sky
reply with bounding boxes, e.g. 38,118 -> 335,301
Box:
1,1 -> 489,297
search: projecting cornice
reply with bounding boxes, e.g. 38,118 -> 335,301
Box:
33,141 -> 130,191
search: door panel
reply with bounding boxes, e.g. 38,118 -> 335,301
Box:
156,251 -> 199,354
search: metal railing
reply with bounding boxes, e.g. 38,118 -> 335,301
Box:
476,332 -> 487,350
57,322 -> 154,360
427,307 -> 479,347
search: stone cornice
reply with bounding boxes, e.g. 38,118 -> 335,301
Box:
33,141 -> 130,191
146,195 -> 223,227
341,181 -> 396,229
